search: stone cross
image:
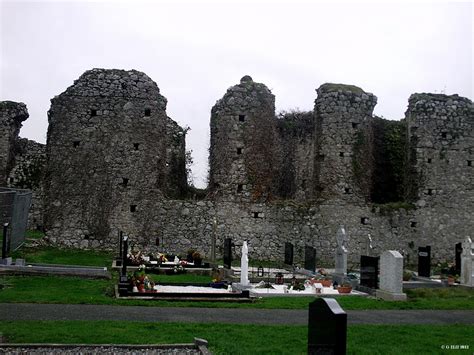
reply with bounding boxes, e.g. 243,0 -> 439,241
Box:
240,241 -> 249,286
460,236 -> 474,287
365,234 -> 373,256
335,225 -> 348,276
376,250 -> 407,301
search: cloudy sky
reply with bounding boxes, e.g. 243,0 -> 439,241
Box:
1,0 -> 472,187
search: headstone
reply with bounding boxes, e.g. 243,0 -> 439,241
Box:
376,250 -> 407,301
460,237 -> 474,287
333,226 -> 348,284
284,242 -> 294,265
224,238 -> 232,269
118,236 -> 129,295
1,223 -> 9,259
308,298 -> 347,355
240,241 -> 249,286
117,231 -> 123,266
360,255 -> 379,289
417,246 -> 431,277
304,245 -> 316,272
455,242 -> 462,276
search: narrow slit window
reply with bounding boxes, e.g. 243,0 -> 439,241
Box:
237,147 -> 243,155
130,204 -> 137,212
352,122 -> 359,129
253,212 -> 259,218
411,221 -> 417,228
73,141 -> 80,148
122,178 -> 129,187
133,143 -> 140,150
427,188 -> 434,195
339,152 -> 344,157
144,108 -> 151,117
468,160 -> 472,167
302,179 -> 306,189
427,158 -> 432,164
441,132 -> 447,139
239,114 -> 246,122
237,184 -> 243,193
90,109 -> 97,117
361,217 -> 369,225
344,187 -> 352,194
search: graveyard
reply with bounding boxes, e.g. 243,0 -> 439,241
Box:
1,228 -> 474,353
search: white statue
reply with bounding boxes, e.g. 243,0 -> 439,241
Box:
240,241 -> 249,286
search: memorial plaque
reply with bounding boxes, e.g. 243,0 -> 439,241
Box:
455,242 -> 462,276
418,246 -> 431,277
308,298 -> 347,355
360,255 -> 379,288
224,238 -> 232,269
284,242 -> 294,265
304,245 -> 316,272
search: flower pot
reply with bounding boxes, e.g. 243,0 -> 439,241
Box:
321,280 -> 332,287
337,286 -> 352,294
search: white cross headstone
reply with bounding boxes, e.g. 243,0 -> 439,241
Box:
460,237 -> 474,287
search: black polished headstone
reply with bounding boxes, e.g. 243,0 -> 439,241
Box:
418,246 -> 431,277
455,243 -> 462,276
1,223 -> 8,259
304,245 -> 316,272
117,231 -> 123,266
308,298 -> 347,355
224,238 -> 232,269
284,242 -> 294,265
118,236 -> 129,295
360,255 -> 379,288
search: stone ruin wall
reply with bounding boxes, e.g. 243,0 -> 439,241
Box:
1,69 -> 473,265
44,69 -> 186,249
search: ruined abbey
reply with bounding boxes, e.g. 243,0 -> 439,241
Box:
1,68 -> 473,264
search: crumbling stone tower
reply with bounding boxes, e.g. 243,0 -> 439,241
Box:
209,76 -> 276,201
44,68 -> 186,248
0,101 -> 29,185
313,84 -> 377,203
406,93 -> 474,208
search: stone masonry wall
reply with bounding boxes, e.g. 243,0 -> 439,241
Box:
209,76 -> 276,202
44,69 -> 186,248
0,101 -> 29,185
8,138 -> 46,230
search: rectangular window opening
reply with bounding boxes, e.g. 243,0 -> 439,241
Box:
133,143 -> 140,150
411,221 -> 417,228
253,212 -> 259,218
351,122 -> 359,129
361,217 -> 369,225
468,160 -> 472,167
427,188 -> 434,195
237,147 -> 243,155
339,152 -> 344,157
427,158 -> 432,164
238,114 -> 246,122
144,108 -> 151,117
91,109 -> 97,117
237,184 -> 243,193
73,141 -> 80,148
302,179 -> 306,189
441,132 -> 447,139
130,204 -> 137,212
344,187 -> 352,194
122,178 -> 129,187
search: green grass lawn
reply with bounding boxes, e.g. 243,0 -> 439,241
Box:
11,246 -> 113,267
1,275 -> 473,310
0,321 -> 471,354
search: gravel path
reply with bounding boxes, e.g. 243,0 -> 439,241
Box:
1,303 -> 474,325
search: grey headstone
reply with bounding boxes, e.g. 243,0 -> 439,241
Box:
376,250 -> 407,301
460,237 -> 473,287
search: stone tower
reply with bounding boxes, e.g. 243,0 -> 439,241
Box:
209,76 -> 276,202
313,84 -> 377,203
0,101 -> 29,185
44,68 -> 186,248
406,93 -> 474,207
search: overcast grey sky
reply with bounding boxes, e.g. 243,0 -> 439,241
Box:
1,0 -> 472,187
